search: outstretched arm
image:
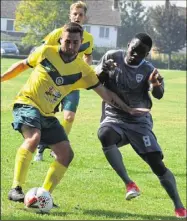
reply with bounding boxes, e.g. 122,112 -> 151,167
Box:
1,59 -> 29,82
93,84 -> 150,115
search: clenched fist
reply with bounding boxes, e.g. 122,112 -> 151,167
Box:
102,59 -> 117,73
149,68 -> 163,87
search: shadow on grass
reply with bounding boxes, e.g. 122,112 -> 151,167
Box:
92,167 -> 186,178
18,207 -> 74,217
83,209 -> 179,220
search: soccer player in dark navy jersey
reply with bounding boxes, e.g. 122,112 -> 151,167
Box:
95,33 -> 186,218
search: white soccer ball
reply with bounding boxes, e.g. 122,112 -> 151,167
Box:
24,187 -> 53,213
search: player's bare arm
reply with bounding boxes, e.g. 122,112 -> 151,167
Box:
93,84 -> 150,115
83,54 -> 93,65
149,68 -> 164,99
1,59 -> 29,82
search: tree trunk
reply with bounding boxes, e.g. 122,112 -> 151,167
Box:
168,53 -> 171,69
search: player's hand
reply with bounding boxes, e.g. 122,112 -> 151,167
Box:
128,107 -> 150,116
149,68 -> 163,86
102,59 -> 117,73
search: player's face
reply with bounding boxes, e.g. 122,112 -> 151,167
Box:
60,31 -> 82,56
69,7 -> 86,25
126,38 -> 150,65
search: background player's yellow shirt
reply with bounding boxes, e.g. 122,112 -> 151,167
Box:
43,27 -> 93,58
14,45 -> 99,117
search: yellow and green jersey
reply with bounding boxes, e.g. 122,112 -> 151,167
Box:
43,27 -> 94,58
14,45 -> 99,117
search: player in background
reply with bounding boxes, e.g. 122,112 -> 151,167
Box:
95,33 -> 187,218
34,1 -> 94,161
1,23 -> 149,206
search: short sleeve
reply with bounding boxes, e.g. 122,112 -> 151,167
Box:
26,45 -> 45,68
42,28 -> 62,46
75,62 -> 100,90
84,34 -> 94,55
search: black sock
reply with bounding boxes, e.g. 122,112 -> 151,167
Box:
103,144 -> 132,185
158,169 -> 184,209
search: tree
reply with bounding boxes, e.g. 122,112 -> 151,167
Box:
15,0 -> 72,46
145,0 -> 186,69
117,0 -> 147,48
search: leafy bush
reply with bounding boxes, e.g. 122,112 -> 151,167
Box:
170,53 -> 186,70
150,53 -> 186,70
16,43 -> 34,55
93,47 -> 117,61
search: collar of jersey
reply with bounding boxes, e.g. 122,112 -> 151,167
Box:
58,46 -> 78,63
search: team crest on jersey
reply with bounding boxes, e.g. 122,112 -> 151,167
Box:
56,77 -> 64,86
136,74 -> 143,83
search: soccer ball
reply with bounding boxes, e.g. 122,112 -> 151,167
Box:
24,187 -> 53,213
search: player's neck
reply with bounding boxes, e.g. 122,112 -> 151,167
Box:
124,57 -> 145,68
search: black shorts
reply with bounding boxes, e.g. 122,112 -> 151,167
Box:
99,115 -> 162,155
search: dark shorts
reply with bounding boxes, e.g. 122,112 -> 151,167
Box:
61,90 -> 80,113
12,104 -> 68,145
99,115 -> 162,155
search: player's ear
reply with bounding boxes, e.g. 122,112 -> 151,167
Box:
81,37 -> 84,43
84,15 -> 88,23
127,42 -> 130,48
145,52 -> 149,57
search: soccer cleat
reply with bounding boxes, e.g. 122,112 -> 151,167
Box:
8,186 -> 25,202
125,182 -> 140,200
34,153 -> 43,161
175,208 -> 187,218
53,202 -> 59,208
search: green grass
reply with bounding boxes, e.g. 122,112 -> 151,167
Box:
1,58 -> 186,220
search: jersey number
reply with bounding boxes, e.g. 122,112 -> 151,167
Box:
143,136 -> 151,147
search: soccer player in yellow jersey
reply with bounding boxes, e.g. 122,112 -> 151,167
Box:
1,22 -> 148,204
35,1 -> 94,161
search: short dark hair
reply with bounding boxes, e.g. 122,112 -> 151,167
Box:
135,33 -> 152,50
63,22 -> 83,38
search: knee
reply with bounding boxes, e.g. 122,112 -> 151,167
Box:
64,112 -> 75,122
97,127 -> 109,144
54,142 -> 74,167
98,126 -> 121,147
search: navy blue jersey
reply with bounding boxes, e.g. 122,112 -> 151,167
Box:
95,49 -> 164,121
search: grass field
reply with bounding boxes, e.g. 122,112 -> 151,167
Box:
1,58 -> 186,220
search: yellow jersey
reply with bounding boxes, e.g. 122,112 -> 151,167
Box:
14,45 -> 100,117
43,27 -> 94,58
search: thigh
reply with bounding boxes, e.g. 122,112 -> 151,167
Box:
61,90 -> 80,113
40,116 -> 68,145
100,117 -> 130,147
125,124 -> 162,155
98,126 -> 121,146
12,104 -> 41,133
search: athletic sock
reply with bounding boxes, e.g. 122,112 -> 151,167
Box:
61,119 -> 73,135
158,169 -> 184,209
42,160 -> 67,193
103,144 -> 132,185
12,147 -> 33,188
